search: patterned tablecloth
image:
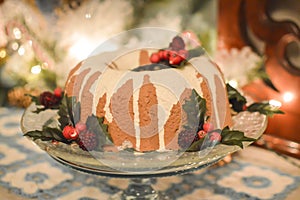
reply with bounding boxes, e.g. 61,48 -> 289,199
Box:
0,107 -> 300,200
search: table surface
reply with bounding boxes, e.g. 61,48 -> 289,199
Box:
0,107 -> 300,200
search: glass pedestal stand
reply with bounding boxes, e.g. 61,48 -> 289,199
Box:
109,178 -> 168,200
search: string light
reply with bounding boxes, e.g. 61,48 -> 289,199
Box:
31,65 -> 42,74
0,48 -> 7,58
85,13 -> 92,19
11,42 -> 19,51
13,27 -> 22,39
18,45 -> 25,56
283,92 -> 294,102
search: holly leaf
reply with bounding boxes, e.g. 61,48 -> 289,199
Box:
32,107 -> 47,114
226,83 -> 247,112
73,101 -> 81,124
58,95 -> 72,129
221,126 -> 256,149
24,130 -> 54,141
182,89 -> 206,131
247,102 -> 284,117
97,117 -> 111,142
86,115 -> 111,147
186,138 -> 204,152
65,96 -> 77,126
43,127 -> 67,142
187,47 -> 205,60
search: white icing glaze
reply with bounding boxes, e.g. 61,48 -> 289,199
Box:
189,56 -> 226,128
132,88 -> 141,151
67,49 -> 227,151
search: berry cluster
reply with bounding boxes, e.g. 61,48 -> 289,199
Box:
150,36 -> 188,66
39,87 -> 63,108
178,122 -> 222,150
62,122 -> 98,151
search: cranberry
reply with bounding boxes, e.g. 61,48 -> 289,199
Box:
62,125 -> 79,140
203,122 -> 214,132
150,53 -> 160,63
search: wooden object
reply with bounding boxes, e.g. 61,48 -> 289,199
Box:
218,0 -> 300,158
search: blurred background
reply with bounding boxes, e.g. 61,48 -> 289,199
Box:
0,0 -> 217,107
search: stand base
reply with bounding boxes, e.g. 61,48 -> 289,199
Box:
109,178 -> 170,200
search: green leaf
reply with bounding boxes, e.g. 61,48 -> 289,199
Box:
226,83 -> 247,112
186,138 -> 204,152
220,126 -> 256,148
86,115 -> 111,148
65,96 -> 77,126
247,102 -> 284,116
32,107 -> 47,114
43,127 -> 67,142
182,89 -> 206,131
24,130 -> 53,141
187,47 -> 205,60
58,95 -> 72,129
73,101 -> 81,124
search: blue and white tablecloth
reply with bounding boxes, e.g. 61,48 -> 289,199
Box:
0,107 -> 300,200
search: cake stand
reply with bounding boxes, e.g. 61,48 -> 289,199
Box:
21,103 -> 267,199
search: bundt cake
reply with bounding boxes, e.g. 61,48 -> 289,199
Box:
64,46 -> 232,152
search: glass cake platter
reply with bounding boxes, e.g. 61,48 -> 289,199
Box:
21,103 -> 267,177
20,28 -> 269,199
21,103 -> 267,199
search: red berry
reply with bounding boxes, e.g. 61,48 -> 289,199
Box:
209,132 -> 222,142
242,105 -> 247,111
39,91 -> 61,108
197,130 -> 207,139
62,125 -> 79,140
169,52 -> 184,65
54,87 -> 63,98
203,122 -> 214,132
158,50 -> 165,59
75,122 -> 87,133
77,131 -> 98,151
162,50 -> 170,60
150,53 -> 160,63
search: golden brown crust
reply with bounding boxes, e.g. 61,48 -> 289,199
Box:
96,93 -> 107,118
80,72 -> 101,122
198,73 -> 212,118
139,50 -> 150,66
164,102 -> 181,150
109,79 -> 136,148
66,61 -> 83,82
65,68 -> 91,99
138,75 -> 159,151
